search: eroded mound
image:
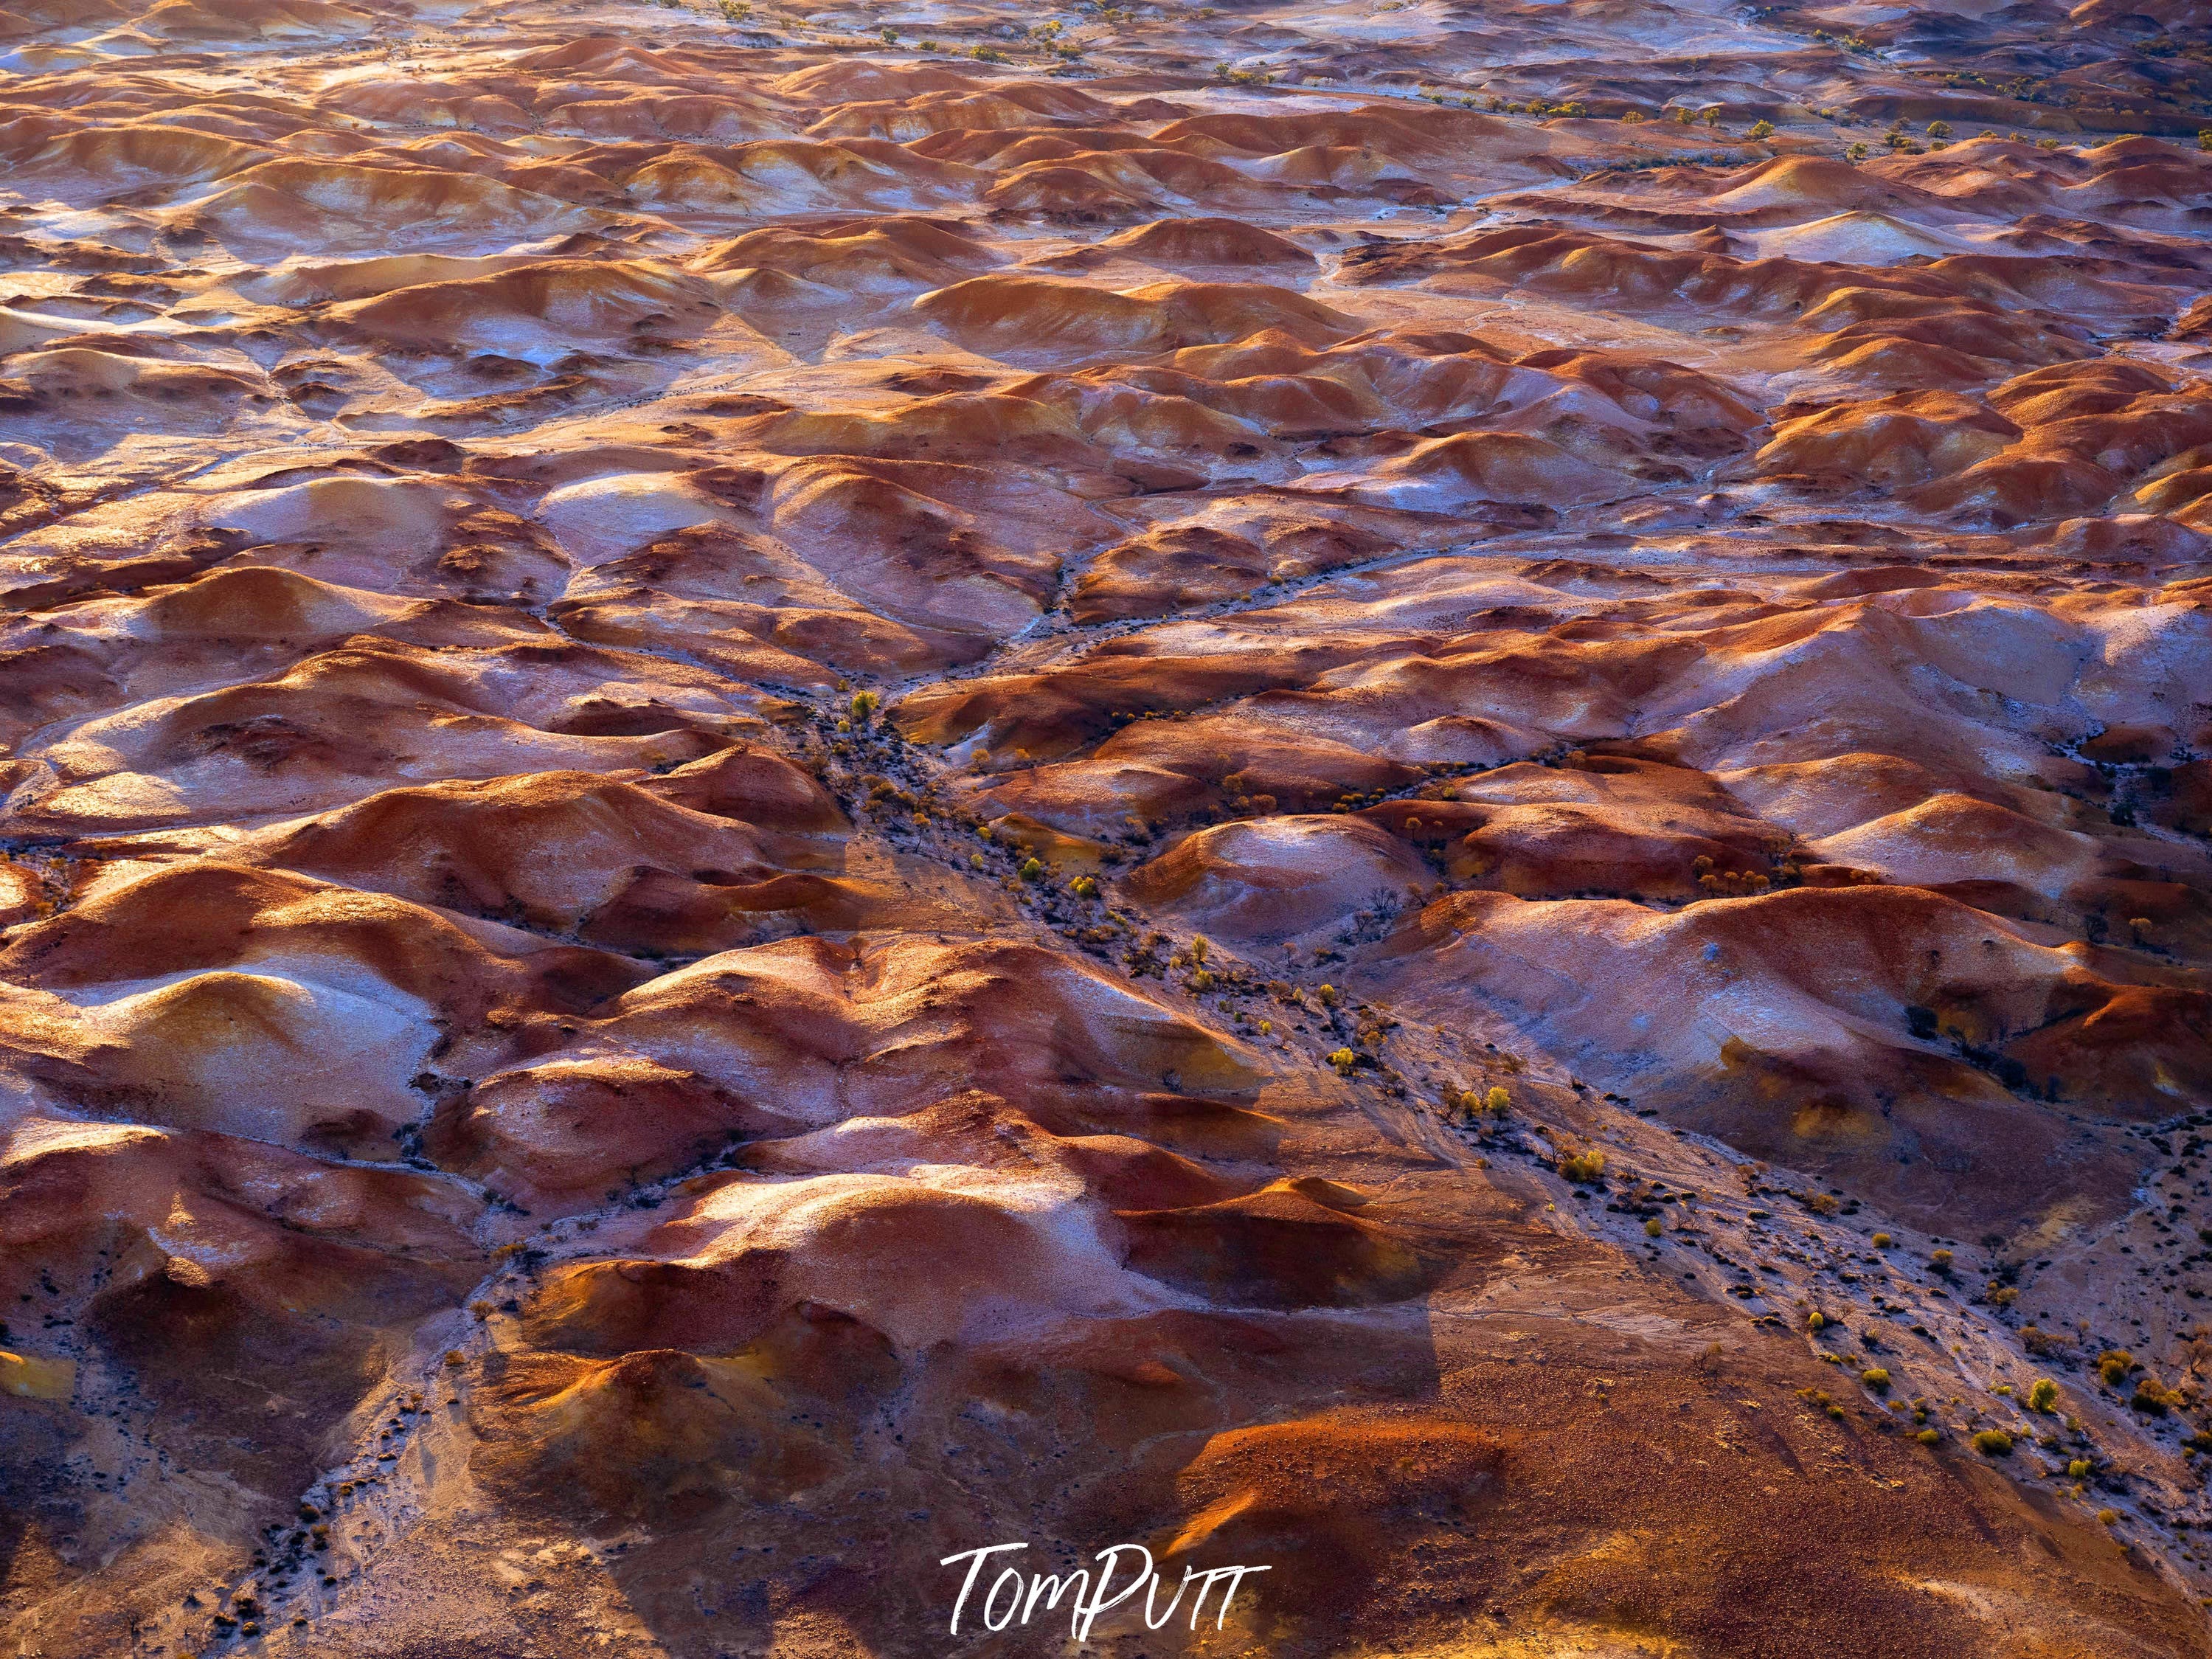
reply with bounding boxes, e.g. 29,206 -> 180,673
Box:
3,0 -> 2211,1653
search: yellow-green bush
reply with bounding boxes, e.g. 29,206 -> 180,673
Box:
1559,1148 -> 1606,1184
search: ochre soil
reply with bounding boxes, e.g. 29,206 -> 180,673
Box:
2,0 -> 2211,1652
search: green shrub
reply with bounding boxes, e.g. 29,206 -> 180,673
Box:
1559,1148 -> 1606,1184
1972,1430 -> 2013,1456
2130,1378 -> 2181,1416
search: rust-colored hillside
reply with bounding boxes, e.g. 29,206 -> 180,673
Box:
2,0 -> 2211,1652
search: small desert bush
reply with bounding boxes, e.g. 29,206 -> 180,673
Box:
1559,1148 -> 1606,1184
